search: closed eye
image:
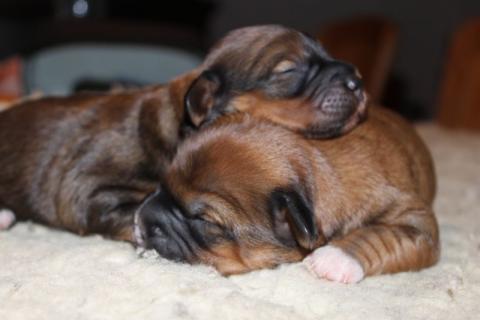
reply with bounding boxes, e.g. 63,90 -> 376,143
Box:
188,212 -> 230,244
188,202 -> 224,226
273,60 -> 297,74
193,212 -> 219,225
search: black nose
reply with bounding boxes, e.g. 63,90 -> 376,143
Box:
138,188 -> 194,263
319,61 -> 363,92
343,76 -> 363,92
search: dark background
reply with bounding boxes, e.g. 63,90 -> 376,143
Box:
1,0 -> 479,120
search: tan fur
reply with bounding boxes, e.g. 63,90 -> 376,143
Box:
231,90 -> 367,135
308,107 -> 438,276
163,107 -> 439,277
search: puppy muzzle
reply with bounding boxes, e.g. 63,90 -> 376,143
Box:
307,61 -> 365,117
317,86 -> 359,115
133,189 -> 201,263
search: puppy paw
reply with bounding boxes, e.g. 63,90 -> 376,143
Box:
303,245 -> 364,283
0,209 -> 16,230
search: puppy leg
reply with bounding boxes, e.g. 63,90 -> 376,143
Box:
86,201 -> 137,243
0,208 -> 16,230
304,205 -> 439,283
84,186 -> 152,243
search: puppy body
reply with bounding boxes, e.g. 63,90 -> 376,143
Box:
0,81 -> 190,240
306,107 -> 438,279
140,107 -> 438,279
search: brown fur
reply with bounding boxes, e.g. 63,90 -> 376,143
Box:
151,107 -> 439,277
231,90 -> 367,137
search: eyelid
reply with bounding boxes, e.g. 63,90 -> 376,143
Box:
273,60 -> 297,73
190,202 -> 222,225
203,205 -> 227,225
200,214 -> 220,225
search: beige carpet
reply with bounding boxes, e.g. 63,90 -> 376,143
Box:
1,124 -> 479,320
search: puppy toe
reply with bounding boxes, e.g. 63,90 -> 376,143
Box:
303,245 -> 364,284
0,209 -> 16,230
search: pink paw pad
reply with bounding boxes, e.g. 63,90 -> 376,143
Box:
303,245 -> 364,284
0,209 -> 16,230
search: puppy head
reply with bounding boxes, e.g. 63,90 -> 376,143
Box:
136,116 -> 326,274
185,25 -> 367,138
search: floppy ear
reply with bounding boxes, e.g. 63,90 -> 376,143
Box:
269,188 -> 325,250
185,70 -> 223,127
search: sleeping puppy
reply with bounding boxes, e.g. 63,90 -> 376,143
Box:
0,25 -> 366,241
135,107 -> 439,282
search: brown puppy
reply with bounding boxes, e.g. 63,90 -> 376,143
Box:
135,107 -> 439,282
0,25 -> 365,241
186,25 -> 366,138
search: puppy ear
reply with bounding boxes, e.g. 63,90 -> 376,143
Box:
185,70 -> 223,127
269,188 -> 325,250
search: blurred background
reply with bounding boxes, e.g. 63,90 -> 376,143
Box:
0,0 -> 479,128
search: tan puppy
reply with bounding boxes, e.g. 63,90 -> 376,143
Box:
135,106 -> 439,282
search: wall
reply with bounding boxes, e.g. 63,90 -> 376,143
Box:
207,0 -> 480,117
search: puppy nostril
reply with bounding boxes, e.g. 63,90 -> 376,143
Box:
344,77 -> 362,92
152,226 -> 164,236
346,80 -> 356,90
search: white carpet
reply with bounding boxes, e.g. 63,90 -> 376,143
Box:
1,124 -> 479,320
